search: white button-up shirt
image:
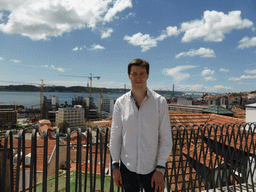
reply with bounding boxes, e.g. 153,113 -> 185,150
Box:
110,88 -> 173,174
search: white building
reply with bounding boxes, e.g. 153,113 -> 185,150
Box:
95,98 -> 114,118
245,103 -> 256,184
246,103 -> 256,123
55,105 -> 85,128
177,97 -> 193,105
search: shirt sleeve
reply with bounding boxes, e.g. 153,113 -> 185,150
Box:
156,97 -> 173,167
109,100 -> 123,166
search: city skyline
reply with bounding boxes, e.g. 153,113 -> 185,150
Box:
1,0 -> 256,93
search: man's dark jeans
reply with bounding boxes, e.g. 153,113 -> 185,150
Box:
120,162 -> 156,192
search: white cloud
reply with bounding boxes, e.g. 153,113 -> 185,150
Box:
10,59 -> 21,63
245,69 -> 256,74
0,57 -> 4,61
72,46 -> 79,51
213,85 -> 232,90
0,0 -> 132,40
51,65 -> 64,72
162,65 -> 197,82
238,36 -> 256,49
72,45 -> 86,51
204,76 -> 217,81
219,68 -> 229,72
122,12 -> 135,20
124,26 -> 179,52
175,47 -> 216,59
51,79 -> 127,88
202,69 -> 214,76
101,28 -> 113,39
202,69 -> 216,81
228,74 -> 256,81
240,75 -> 256,79
42,64 -> 64,72
228,77 -> 241,81
174,84 -> 231,92
103,0 -> 132,22
180,10 -> 254,42
123,10 -> 254,51
91,44 -> 105,50
0,12 -> 3,21
124,33 -> 157,52
155,26 -> 180,41
72,44 -> 104,51
175,84 -> 204,92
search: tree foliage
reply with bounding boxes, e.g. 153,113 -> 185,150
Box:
58,121 -> 69,133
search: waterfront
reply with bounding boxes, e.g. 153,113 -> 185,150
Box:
0,91 -> 123,108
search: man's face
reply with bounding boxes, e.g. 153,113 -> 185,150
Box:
128,65 -> 149,89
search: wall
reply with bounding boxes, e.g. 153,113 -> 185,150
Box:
177,97 -> 193,105
47,144 -> 67,177
0,149 -> 11,191
246,107 -> 256,123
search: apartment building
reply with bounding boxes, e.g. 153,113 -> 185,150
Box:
55,105 -> 85,128
95,97 -> 114,118
43,96 -> 58,123
0,104 -> 17,128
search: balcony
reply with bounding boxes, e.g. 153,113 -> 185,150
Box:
1,123 -> 256,191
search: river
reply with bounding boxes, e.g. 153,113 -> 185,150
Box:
0,91 -> 124,108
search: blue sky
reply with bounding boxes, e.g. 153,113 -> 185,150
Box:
0,0 -> 256,93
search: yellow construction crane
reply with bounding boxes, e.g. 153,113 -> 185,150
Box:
39,79 -> 56,119
0,79 -> 54,119
59,73 -> 101,96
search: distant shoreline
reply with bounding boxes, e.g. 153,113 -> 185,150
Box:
0,85 -> 183,95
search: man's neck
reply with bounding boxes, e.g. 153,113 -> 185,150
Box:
131,86 -> 147,100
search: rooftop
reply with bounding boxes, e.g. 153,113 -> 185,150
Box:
169,112 -> 244,126
202,105 -> 234,115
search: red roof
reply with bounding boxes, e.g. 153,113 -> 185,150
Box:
1,139 -> 58,171
40,125 -> 53,133
169,113 -> 245,126
91,120 -> 112,128
39,119 -> 51,124
168,112 -> 245,191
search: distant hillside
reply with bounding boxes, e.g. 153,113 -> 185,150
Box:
0,84 -> 183,96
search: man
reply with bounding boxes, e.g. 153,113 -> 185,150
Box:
110,58 -> 172,192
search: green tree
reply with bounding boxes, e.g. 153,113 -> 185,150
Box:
58,121 -> 69,133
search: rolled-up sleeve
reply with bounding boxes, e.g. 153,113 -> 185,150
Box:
156,98 -> 173,167
109,100 -> 123,165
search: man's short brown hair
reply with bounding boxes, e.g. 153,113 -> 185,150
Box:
128,58 -> 149,75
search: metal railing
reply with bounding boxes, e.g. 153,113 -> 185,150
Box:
1,123 -> 256,191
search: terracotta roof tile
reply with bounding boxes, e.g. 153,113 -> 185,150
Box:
40,125 -> 53,133
1,139 -> 59,171
39,119 -> 51,124
169,113 -> 245,191
91,120 -> 112,128
169,113 -> 245,126
233,112 -> 246,119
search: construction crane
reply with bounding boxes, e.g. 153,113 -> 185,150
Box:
59,73 -> 101,96
31,104 -> 41,122
0,79 -> 54,119
98,88 -> 113,120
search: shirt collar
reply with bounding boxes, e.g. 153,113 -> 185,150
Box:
129,87 -> 150,99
